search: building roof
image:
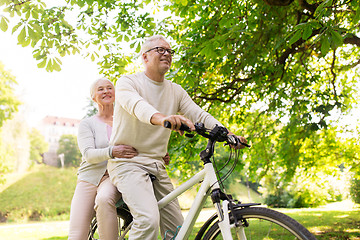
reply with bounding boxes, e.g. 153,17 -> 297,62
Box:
42,116 -> 81,127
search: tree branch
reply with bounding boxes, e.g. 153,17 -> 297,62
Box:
344,34 -> 360,47
297,0 -> 319,13
278,28 -> 321,65
194,77 -> 251,103
263,0 -> 294,6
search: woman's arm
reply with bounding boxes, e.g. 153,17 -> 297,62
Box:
77,119 -> 112,164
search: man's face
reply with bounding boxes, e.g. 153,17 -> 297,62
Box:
143,39 -> 173,75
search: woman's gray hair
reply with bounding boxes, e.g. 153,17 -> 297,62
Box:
90,77 -> 114,99
140,35 -> 169,55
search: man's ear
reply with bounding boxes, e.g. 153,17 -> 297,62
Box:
142,53 -> 148,63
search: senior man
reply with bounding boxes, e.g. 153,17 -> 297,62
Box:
108,35 -> 247,240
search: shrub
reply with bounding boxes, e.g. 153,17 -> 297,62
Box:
350,178 -> 360,204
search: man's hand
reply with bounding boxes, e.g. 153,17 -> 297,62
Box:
112,145 -> 138,158
232,135 -> 248,149
151,113 -> 195,135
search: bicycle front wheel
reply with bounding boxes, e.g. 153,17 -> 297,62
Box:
202,207 -> 317,240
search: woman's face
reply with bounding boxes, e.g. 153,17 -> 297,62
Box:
93,79 -> 115,106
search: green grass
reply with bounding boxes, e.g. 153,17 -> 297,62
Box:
0,165 -> 77,223
0,208 -> 359,239
282,208 -> 360,239
0,165 -> 359,239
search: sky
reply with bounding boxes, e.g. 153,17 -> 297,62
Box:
0,29 -> 102,126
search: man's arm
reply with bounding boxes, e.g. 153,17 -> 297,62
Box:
115,76 -> 159,124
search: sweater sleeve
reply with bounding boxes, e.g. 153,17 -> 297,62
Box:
176,85 -> 223,129
77,119 -> 112,164
115,75 -> 159,124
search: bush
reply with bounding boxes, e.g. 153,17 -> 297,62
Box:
350,178 -> 360,204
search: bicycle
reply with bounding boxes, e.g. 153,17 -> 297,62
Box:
89,122 -> 317,240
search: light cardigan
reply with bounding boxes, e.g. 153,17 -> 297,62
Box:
109,71 -> 222,166
77,115 -> 113,186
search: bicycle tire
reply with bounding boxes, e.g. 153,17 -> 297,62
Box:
201,207 -> 317,240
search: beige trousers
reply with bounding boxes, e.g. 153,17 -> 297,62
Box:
68,173 -> 121,240
109,161 -> 184,240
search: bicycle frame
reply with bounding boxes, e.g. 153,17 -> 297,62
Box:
157,162 -> 232,240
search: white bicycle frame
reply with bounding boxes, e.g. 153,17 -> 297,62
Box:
156,163 -> 235,240
118,161 -> 240,240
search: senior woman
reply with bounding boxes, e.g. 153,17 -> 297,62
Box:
68,78 -> 138,240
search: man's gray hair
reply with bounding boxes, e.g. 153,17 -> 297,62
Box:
140,35 -> 169,55
90,77 -> 114,99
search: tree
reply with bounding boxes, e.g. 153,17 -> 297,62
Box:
28,128 -> 48,165
0,62 -> 21,182
83,97 -> 98,118
57,134 -> 81,167
1,112 -> 30,173
0,61 -> 20,128
1,0 -> 359,201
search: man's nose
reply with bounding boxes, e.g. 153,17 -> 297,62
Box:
163,50 -> 171,56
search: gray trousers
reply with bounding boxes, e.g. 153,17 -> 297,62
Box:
109,161 -> 184,240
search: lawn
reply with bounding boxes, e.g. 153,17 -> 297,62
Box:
0,205 -> 359,240
0,165 -> 359,239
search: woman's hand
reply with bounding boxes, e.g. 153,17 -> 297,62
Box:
163,152 -> 170,165
112,145 -> 138,158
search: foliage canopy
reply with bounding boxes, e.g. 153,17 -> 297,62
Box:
1,0 -> 359,205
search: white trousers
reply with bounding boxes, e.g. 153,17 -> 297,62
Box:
68,173 -> 121,240
109,161 -> 184,240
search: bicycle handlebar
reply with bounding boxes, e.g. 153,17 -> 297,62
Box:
163,121 -> 250,148
163,121 -> 191,132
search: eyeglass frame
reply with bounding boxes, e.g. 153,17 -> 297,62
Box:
144,47 -> 175,56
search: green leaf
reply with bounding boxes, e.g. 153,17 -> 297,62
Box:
52,61 -> 61,72
31,10 -> 39,19
289,30 -> 302,45
302,25 -> 312,40
28,26 -> 36,39
12,22 -> 22,34
320,36 -> 330,55
330,30 -> 343,47
314,0 -> 332,17
37,59 -> 47,68
46,59 -> 53,72
353,9 -> 360,25
0,16 -> 9,32
17,27 -> 26,44
22,37 -> 31,47
181,0 -> 188,6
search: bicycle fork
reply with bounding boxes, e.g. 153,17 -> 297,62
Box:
213,197 -> 247,240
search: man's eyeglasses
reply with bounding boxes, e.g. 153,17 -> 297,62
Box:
144,47 -> 175,56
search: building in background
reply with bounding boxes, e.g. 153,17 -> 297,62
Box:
38,116 -> 80,167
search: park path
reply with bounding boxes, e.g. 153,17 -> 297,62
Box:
0,208 -> 216,240
0,220 -> 69,240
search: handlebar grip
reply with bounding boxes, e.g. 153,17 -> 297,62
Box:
228,135 -> 251,148
164,121 -> 191,132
